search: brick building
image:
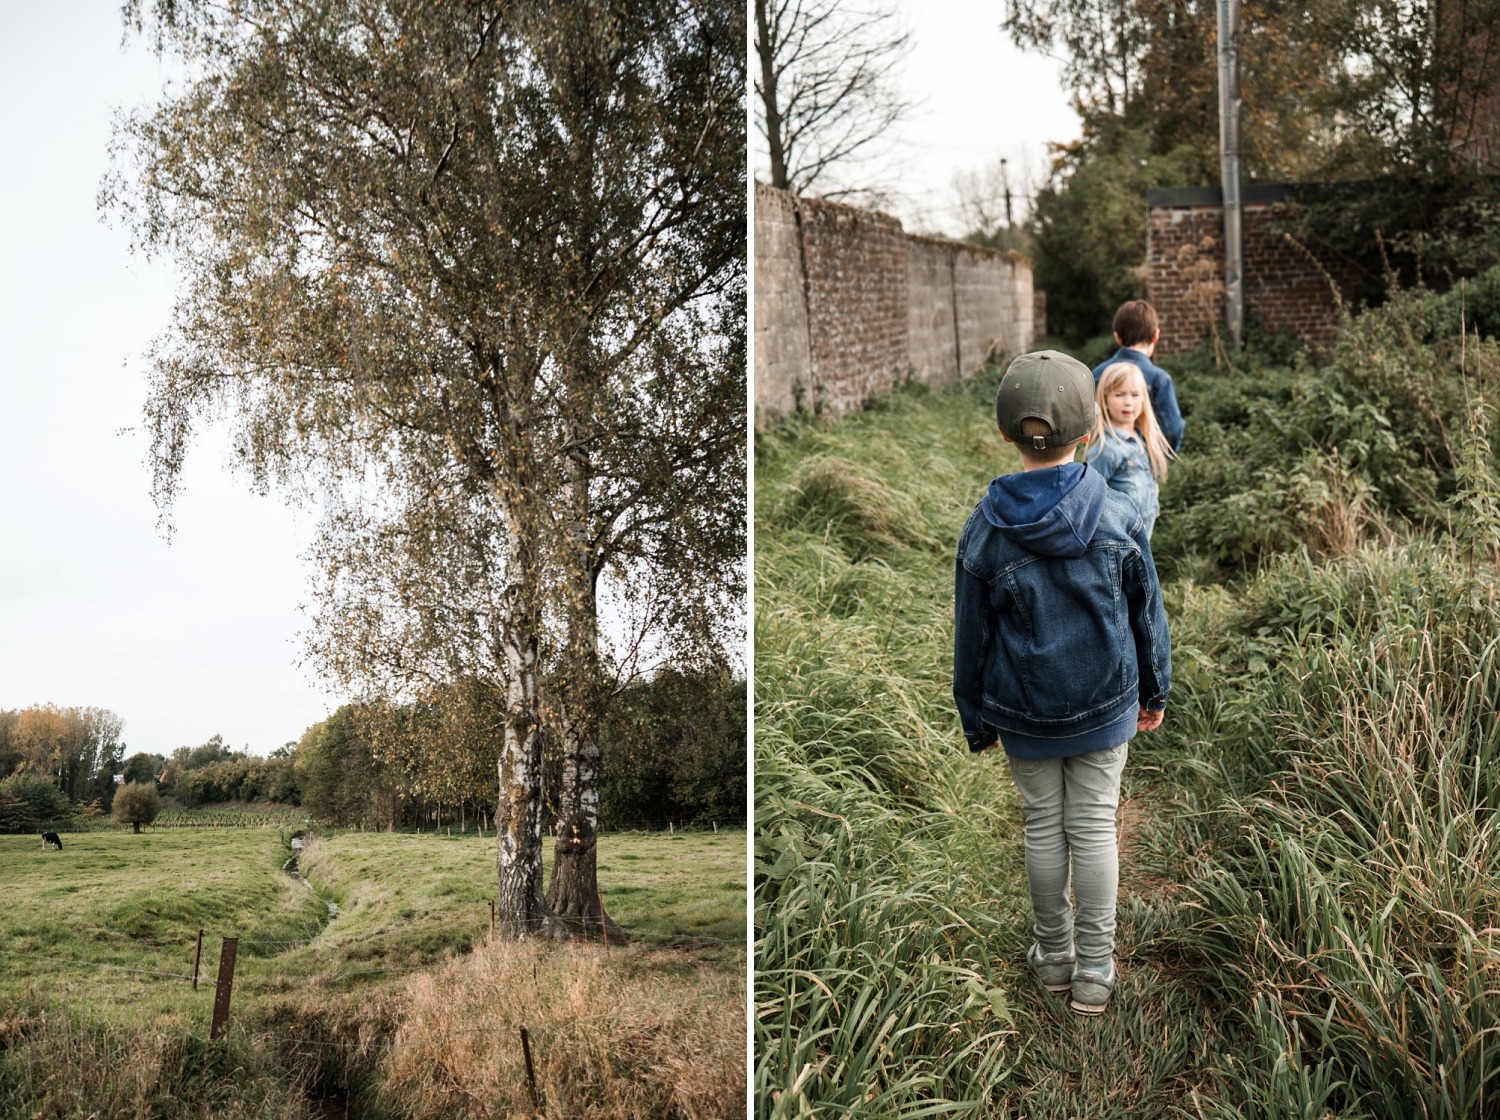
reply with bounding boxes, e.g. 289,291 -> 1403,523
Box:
1145,184 -> 1364,357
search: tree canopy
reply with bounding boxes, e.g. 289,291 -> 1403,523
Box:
1007,0 -> 1500,340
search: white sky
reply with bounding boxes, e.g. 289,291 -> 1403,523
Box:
888,2 -> 1080,234
754,0 -> 1082,237
0,4 -> 339,758
0,2 -> 1028,760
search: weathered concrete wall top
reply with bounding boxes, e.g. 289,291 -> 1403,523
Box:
755,184 -> 1034,423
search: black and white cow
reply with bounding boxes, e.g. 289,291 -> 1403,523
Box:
41,831 -> 62,850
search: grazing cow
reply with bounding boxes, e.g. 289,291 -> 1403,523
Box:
42,831 -> 62,850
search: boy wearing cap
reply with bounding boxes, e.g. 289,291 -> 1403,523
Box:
953,349 -> 1171,1015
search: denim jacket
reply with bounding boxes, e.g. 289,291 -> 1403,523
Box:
953,462 -> 1171,760
1087,427 -> 1159,522
1092,348 -> 1184,452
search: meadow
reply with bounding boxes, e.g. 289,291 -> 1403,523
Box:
0,824 -> 746,1120
754,295 -> 1500,1118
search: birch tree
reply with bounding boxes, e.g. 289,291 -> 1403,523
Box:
111,0 -> 745,938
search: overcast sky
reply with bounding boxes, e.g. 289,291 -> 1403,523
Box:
888,2 -> 1080,234
754,0 -> 1081,237
1,2 -> 1051,760
0,4 -> 340,758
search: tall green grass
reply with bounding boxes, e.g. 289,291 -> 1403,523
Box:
1153,545 -> 1500,1118
756,381 -> 1220,1116
757,333 -> 1500,1116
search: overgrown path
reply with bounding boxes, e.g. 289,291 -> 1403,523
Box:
754,375 -> 1229,1117
758,309 -> 1500,1118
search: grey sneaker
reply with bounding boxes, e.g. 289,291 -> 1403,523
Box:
1069,962 -> 1116,1015
1026,944 -> 1074,994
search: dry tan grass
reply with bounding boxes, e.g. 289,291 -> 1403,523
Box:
381,941 -> 745,1120
0,1005 -> 310,1120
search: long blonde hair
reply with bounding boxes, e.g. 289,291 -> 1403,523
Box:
1092,362 -> 1174,482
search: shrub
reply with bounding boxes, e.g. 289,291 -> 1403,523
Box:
0,773 -> 70,831
1154,274 -> 1500,579
112,781 -> 161,834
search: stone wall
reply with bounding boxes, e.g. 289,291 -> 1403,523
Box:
754,183 -> 1034,422
753,185 -> 813,417
797,194 -> 908,416
1146,185 -> 1359,356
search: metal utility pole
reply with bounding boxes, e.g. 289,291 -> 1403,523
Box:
1001,158 -> 1013,230
1217,0 -> 1243,350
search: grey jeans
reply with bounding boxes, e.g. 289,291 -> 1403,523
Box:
1008,743 -> 1128,971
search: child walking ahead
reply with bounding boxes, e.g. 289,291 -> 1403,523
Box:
1093,299 -> 1185,453
953,350 -> 1171,1016
1087,361 -> 1175,540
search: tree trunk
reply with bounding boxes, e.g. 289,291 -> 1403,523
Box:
756,0 -> 791,190
543,432 -> 625,944
132,821 -> 141,834
495,519 -> 549,940
545,717 -> 625,943
497,677 -> 547,937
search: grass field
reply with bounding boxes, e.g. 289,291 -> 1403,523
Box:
0,826 -> 746,1119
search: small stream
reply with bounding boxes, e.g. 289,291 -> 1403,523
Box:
280,837 -> 360,1118
282,836 -> 340,920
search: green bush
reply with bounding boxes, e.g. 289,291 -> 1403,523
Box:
1154,273 -> 1500,579
0,773 -> 70,831
1028,129 -> 1204,345
112,781 -> 161,833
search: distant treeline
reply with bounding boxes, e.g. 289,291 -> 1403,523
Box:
0,705 -> 125,831
296,667 -> 747,831
0,667 -> 744,832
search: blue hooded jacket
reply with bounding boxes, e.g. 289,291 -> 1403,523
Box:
953,462 -> 1171,759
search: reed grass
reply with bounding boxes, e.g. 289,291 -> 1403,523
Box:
757,358 -> 1500,1118
755,383 -> 1226,1116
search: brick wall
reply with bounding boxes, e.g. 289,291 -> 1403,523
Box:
1146,185 -> 1358,356
753,184 -> 812,417
796,193 -> 909,416
754,183 -> 1034,422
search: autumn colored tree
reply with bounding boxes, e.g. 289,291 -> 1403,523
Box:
113,0 -> 745,938
5,704 -> 125,807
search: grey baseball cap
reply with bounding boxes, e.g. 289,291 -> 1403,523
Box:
994,350 -> 1097,450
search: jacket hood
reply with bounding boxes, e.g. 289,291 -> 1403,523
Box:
980,462 -> 1106,557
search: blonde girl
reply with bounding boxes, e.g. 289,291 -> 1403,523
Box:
1086,361 -> 1175,539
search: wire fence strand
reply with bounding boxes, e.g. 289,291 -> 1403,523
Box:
0,947 -> 197,983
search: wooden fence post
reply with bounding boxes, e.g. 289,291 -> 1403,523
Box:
519,1026 -> 539,1110
192,928 -> 204,990
489,900 -> 496,943
209,938 -> 238,1040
